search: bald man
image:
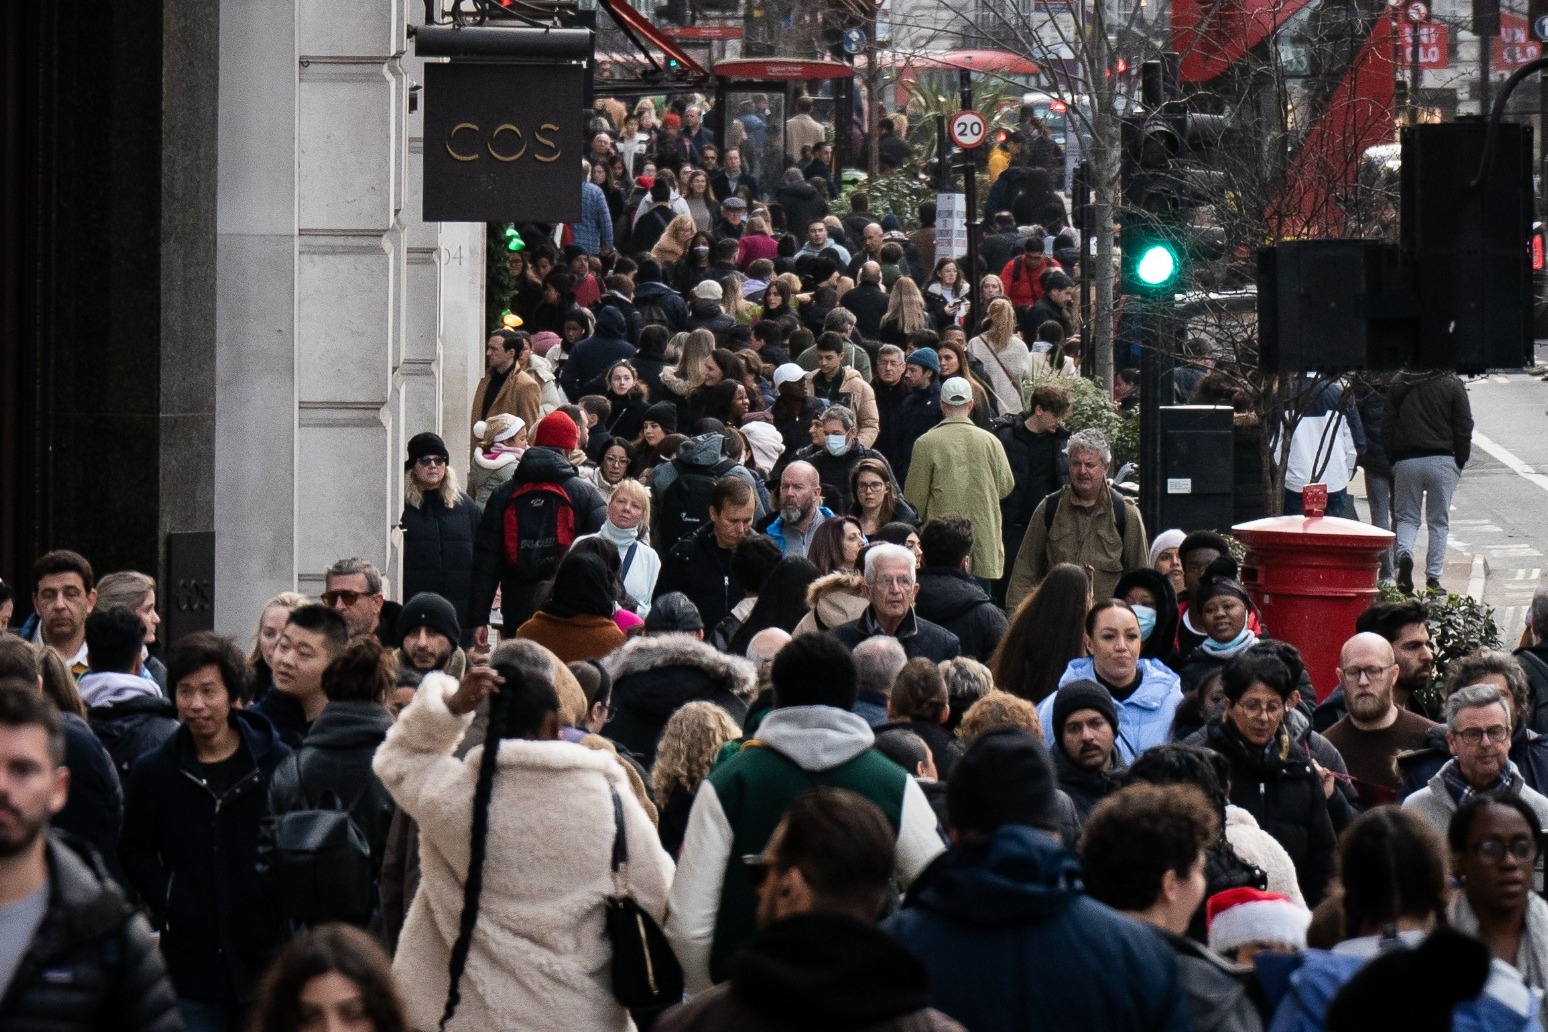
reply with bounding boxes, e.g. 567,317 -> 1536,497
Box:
762,460 -> 832,558
1322,632 -> 1440,806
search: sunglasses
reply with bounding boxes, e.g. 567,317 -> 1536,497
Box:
415,455 -> 448,467
742,853 -> 779,889
322,589 -> 369,607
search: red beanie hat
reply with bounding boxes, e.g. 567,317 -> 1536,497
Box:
534,411 -> 579,452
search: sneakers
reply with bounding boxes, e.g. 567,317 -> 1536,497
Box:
1426,577 -> 1443,591
1397,554 -> 1414,594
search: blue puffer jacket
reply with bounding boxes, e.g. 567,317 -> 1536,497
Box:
1037,658 -> 1183,764
884,824 -> 1191,1032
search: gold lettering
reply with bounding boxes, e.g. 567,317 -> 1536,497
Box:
533,123 -> 562,163
446,122 -> 479,161
488,123 -> 527,162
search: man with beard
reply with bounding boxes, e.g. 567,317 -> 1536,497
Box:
1322,632 -> 1438,808
0,681 -> 180,1030
760,461 -> 833,559
395,593 -> 466,678
1048,680 -> 1127,821
1313,599 -> 1438,730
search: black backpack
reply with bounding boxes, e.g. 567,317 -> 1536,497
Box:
637,294 -> 672,330
260,765 -> 375,925
1043,486 -> 1129,539
657,457 -> 736,552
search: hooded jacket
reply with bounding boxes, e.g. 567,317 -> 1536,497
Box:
468,445 -> 608,632
118,708 -> 292,1004
686,298 -> 737,345
375,672 -> 672,1032
1114,568 -> 1180,667
650,433 -> 767,549
263,699 -> 398,915
559,307 -> 636,399
1272,378 -> 1362,494
665,705 -> 945,994
634,278 -> 689,333
791,570 -> 870,635
601,632 -> 758,766
1038,658 -> 1183,765
655,913 -> 966,1032
82,673 -> 180,783
1383,370 -> 1473,467
884,824 -> 1191,1032
775,181 -> 827,239
0,835 -> 181,1032
913,567 -> 1009,662
401,488 -> 481,636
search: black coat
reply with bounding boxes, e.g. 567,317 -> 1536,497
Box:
843,282 -> 890,340
892,383 -> 943,484
685,299 -> 737,345
468,446 -> 609,631
559,308 -> 636,399
264,700 -> 397,922
0,835 -> 181,1032
829,608 -> 962,663
118,708 -> 292,1005
876,718 -> 965,781
992,415 -> 1069,569
790,441 -> 894,514
913,568 -> 1009,663
654,523 -> 743,634
634,280 -> 689,334
1052,743 -> 1126,822
87,695 -> 179,784
872,380 -> 911,470
604,389 -> 651,443
602,634 -> 756,766
56,712 -> 124,886
400,490 -> 481,636
776,183 -> 827,237
1201,719 -> 1336,905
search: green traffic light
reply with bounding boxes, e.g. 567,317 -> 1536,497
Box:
1136,243 -> 1178,286
503,226 -> 524,253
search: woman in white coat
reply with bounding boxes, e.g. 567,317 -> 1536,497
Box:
374,639 -> 673,1032
575,479 -> 661,619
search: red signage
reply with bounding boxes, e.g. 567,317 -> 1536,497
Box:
1495,13 -> 1542,67
1399,23 -> 1449,68
671,25 -> 743,40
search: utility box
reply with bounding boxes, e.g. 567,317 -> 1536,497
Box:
1233,515 -> 1395,701
1155,405 -> 1235,533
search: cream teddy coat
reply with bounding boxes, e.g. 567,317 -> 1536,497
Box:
375,672 -> 674,1032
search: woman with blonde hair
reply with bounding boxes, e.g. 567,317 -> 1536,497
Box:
659,327 -> 717,419
400,432 -> 481,642
95,570 -> 166,688
721,274 -> 762,325
968,296 -> 1031,413
878,275 -> 930,345
574,478 -> 661,618
468,413 -> 526,509
249,590 -> 311,701
650,213 -> 697,268
651,700 -> 742,856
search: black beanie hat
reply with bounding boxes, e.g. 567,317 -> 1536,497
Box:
1325,928 -> 1490,1032
948,727 -> 1062,835
396,592 -> 461,647
642,401 -> 679,434
405,432 -> 450,470
1051,679 -> 1119,738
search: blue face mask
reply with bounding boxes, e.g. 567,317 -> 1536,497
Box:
825,433 -> 849,456
1132,604 -> 1158,642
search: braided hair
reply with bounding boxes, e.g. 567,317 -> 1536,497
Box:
439,644 -> 562,1030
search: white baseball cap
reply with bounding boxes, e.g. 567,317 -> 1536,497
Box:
773,363 -> 807,389
941,376 -> 974,406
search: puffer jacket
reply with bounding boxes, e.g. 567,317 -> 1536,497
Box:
805,367 -> 880,448
790,570 -> 869,637
400,489 -> 481,637
913,568 -> 1009,662
0,835 -> 181,1032
1200,718 -> 1337,905
601,633 -> 758,766
263,699 -> 398,922
1037,658 -> 1183,765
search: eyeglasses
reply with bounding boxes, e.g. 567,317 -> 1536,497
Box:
603,455 -> 631,466
1471,837 -> 1539,863
874,576 -> 913,589
741,853 -> 780,889
415,455 -> 447,468
1341,665 -> 1391,682
322,590 -> 366,607
1454,725 -> 1511,746
1235,700 -> 1285,719
856,481 -> 886,493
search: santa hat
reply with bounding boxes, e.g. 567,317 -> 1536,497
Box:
1206,888 -> 1310,956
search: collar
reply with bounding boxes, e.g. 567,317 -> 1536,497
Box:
860,606 -> 918,640
29,624 -> 89,675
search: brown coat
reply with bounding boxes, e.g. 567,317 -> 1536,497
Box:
470,367 -> 541,439
515,611 -> 626,664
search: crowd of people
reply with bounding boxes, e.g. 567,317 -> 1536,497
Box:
0,88 -> 1541,1032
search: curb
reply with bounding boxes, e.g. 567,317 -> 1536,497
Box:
1466,554 -> 1489,601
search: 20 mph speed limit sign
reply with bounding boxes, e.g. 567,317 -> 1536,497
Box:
949,110 -> 988,149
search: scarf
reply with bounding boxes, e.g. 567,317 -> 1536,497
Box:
1451,889 -> 1548,993
597,520 -> 641,550
1440,758 -> 1519,808
1200,627 -> 1259,658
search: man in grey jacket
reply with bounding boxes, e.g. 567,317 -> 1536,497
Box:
1382,371 -> 1473,593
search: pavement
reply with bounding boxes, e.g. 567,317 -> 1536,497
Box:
1349,346 -> 1548,645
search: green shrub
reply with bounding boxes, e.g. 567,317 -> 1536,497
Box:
1377,583 -> 1503,715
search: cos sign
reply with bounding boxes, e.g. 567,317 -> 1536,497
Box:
422,61 -> 585,223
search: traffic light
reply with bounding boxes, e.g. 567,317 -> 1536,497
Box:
1121,222 -> 1182,296
501,225 -> 524,252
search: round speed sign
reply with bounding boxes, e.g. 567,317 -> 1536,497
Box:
949,110 -> 988,149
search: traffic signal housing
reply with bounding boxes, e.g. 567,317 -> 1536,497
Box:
1122,222 -> 1183,297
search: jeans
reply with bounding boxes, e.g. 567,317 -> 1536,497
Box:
1282,489 -> 1357,519
179,998 -> 243,1032
1393,455 -> 1461,580
1366,470 -> 1394,579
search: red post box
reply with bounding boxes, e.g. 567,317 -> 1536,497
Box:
1233,514 -> 1395,702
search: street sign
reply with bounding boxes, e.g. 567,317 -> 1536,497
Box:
841,27 -> 868,55
1496,12 -> 1542,67
936,192 -> 969,260
1536,13 -> 1548,41
670,25 -> 743,39
1406,2 -> 1428,21
948,110 -> 988,149
1400,23 -> 1450,67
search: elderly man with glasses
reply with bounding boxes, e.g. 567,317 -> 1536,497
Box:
1405,684 -> 1548,844
828,544 -> 961,663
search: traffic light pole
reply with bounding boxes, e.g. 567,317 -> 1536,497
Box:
960,69 -> 981,332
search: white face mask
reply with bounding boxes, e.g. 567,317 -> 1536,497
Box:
825,433 -> 849,456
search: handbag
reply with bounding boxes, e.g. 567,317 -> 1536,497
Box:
603,786 -> 684,1009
